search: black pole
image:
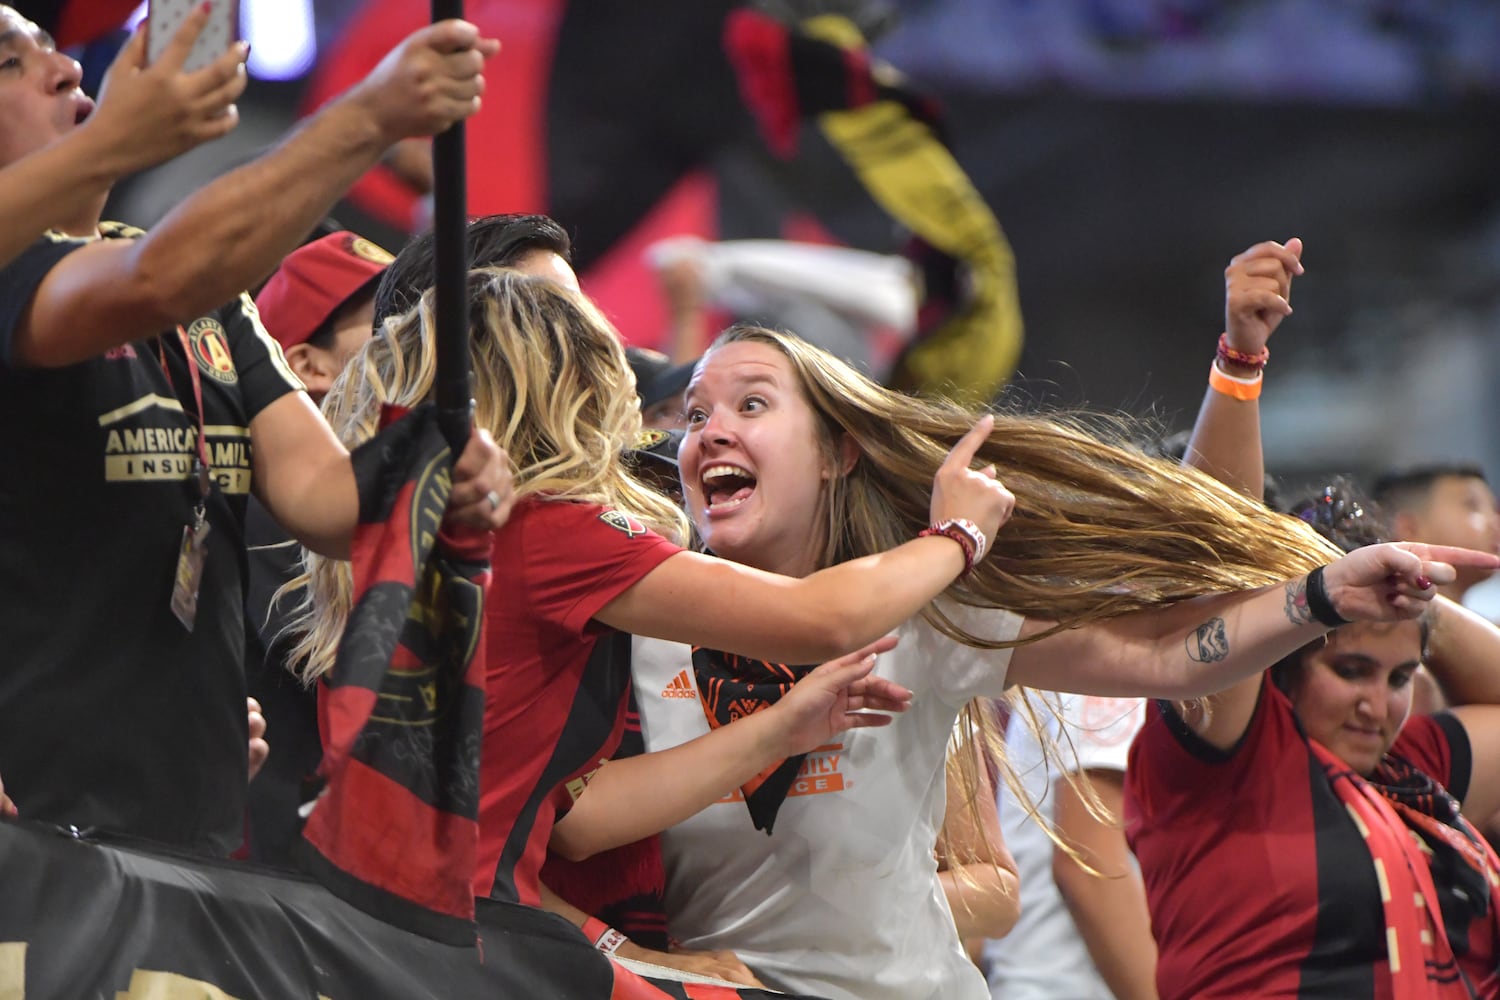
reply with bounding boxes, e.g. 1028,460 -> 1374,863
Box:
431,0 -> 472,454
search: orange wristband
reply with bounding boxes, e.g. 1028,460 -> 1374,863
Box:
1208,361 -> 1263,401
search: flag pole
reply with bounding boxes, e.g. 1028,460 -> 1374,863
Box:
431,0 -> 472,454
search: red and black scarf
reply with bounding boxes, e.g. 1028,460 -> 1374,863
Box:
1312,740 -> 1500,998
690,647 -> 816,834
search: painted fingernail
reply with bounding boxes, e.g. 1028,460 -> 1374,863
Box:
1417,575 -> 1433,590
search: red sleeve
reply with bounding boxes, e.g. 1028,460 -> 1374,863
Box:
503,500 -> 680,637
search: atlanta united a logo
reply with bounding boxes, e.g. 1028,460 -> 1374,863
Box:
187,317 -> 237,385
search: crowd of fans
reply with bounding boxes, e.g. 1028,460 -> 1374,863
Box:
0,5 -> 1497,1000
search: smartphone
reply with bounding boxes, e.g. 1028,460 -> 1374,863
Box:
145,0 -> 240,74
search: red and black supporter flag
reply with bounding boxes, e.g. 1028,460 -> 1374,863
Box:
301,403 -> 489,946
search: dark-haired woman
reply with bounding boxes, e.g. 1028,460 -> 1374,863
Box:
1123,238 -> 1500,999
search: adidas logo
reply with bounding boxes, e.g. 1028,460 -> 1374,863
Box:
661,670 -> 697,700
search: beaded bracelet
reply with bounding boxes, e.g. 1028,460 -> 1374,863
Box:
919,518 -> 988,577
1208,361 -> 1263,401
1217,333 -> 1269,372
1304,566 -> 1351,628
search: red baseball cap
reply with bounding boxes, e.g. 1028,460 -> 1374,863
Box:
254,231 -> 395,351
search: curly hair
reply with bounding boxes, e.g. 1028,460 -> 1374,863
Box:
287,270 -> 688,683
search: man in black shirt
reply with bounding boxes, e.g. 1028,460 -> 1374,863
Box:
0,6 -> 513,855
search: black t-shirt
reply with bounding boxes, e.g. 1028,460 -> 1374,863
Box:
0,225 -> 302,854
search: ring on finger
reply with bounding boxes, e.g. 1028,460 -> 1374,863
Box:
486,490 -> 503,512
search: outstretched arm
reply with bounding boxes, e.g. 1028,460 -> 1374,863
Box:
12,20 -> 498,367
1007,542 -> 1498,711
0,11 -> 247,267
601,416 -> 1015,663
550,637 -> 908,860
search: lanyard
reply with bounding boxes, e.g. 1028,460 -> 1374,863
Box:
156,326 -> 214,517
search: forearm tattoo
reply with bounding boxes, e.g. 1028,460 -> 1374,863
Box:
1186,617 -> 1230,663
1283,577 -> 1313,627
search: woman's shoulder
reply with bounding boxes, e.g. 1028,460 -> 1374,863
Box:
513,495 -> 650,531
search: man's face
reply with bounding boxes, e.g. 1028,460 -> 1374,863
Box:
0,7 -> 91,168
1404,475 -> 1500,590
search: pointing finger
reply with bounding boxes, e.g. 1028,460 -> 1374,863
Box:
943,413 -> 995,471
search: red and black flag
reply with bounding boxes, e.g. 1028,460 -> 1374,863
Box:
300,403 -> 489,946
17,0 -> 139,48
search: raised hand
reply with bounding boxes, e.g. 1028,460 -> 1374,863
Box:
771,635 -> 911,755
1321,541 -> 1500,621
930,414 -> 1015,558
1224,238 -> 1303,358
89,9 -> 249,172
349,20 -> 502,145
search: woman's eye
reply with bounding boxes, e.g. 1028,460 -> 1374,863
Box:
1390,670 -> 1416,690
742,396 -> 766,412
684,408 -> 706,425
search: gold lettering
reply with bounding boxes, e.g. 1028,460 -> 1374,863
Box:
105,430 -> 124,454
122,428 -> 146,451
105,455 -> 193,483
212,441 -> 243,469
211,468 -> 253,495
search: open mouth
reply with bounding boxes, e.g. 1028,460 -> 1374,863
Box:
72,94 -> 94,125
702,463 -> 756,512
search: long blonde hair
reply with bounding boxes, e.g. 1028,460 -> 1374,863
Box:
711,324 -> 1341,634
287,269 -> 689,682
710,325 -> 1343,866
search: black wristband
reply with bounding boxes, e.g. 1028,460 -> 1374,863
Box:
1305,565 -> 1351,628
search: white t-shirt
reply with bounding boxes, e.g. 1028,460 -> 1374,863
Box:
634,601 -> 1023,1000
983,693 -> 1146,1000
